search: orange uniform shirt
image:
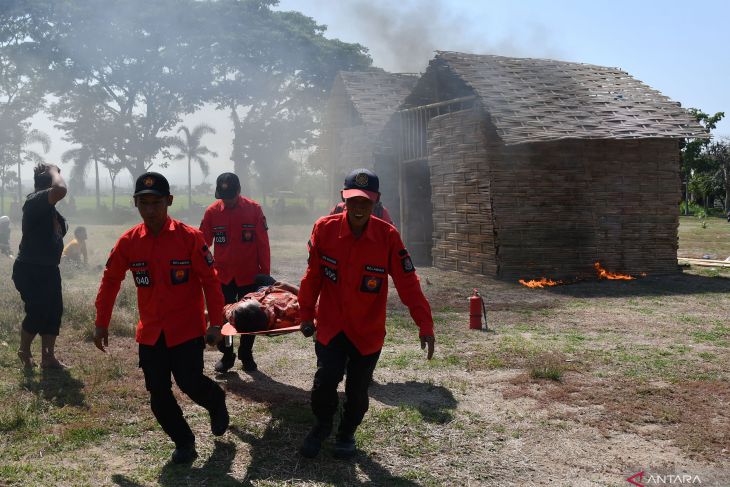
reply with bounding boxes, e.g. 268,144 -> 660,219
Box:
223,285 -> 301,331
95,217 -> 225,347
199,196 -> 270,286
299,213 -> 434,355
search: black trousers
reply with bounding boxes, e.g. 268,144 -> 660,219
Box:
139,334 -> 225,447
218,281 -> 259,359
12,260 -> 63,336
311,332 -> 381,436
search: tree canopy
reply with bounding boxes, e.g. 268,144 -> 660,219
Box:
0,0 -> 371,193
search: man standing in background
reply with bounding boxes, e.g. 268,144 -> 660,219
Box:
200,172 -> 271,372
12,164 -> 68,369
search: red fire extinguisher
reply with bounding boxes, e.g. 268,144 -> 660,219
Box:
469,289 -> 488,331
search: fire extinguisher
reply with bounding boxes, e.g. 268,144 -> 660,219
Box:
469,289 -> 488,331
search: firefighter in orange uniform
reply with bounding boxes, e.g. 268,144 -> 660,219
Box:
93,172 -> 228,465
298,168 -> 435,459
200,172 -> 271,372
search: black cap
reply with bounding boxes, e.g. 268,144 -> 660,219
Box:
342,168 -> 379,201
215,173 -> 241,199
134,172 -> 170,197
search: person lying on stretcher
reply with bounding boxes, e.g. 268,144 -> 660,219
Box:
222,275 -> 315,337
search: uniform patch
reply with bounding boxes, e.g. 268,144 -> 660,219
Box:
398,249 -> 409,257
321,254 -> 337,265
365,264 -> 385,274
263,216 -> 268,231
322,265 -> 338,283
242,223 -> 255,228
170,268 -> 190,285
133,270 -> 152,287
401,256 -> 415,273
213,231 -> 227,244
241,229 -> 255,242
213,226 -> 226,230
360,275 -> 383,293
201,247 -> 214,266
170,259 -> 191,266
130,261 -> 147,268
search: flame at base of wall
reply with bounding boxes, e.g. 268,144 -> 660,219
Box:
519,262 -> 642,288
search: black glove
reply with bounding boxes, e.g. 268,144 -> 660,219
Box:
301,322 -> 315,338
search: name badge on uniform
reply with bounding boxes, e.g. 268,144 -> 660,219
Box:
170,268 -> 190,285
360,275 -> 383,293
213,231 -> 227,244
133,270 -> 152,287
322,265 -> 337,283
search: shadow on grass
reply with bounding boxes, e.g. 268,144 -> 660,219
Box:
223,371 -> 421,486
370,380 -> 457,423
21,366 -> 86,408
539,272 -> 730,298
111,440 -> 240,487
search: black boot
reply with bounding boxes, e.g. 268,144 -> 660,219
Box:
333,421 -> 357,459
171,442 -> 198,464
299,421 -> 332,458
209,400 -> 229,436
214,351 -> 236,373
333,432 -> 357,459
239,352 -> 258,372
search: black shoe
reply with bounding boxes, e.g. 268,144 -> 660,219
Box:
210,402 -> 229,436
171,443 -> 198,464
299,422 -> 332,459
241,356 -> 257,372
214,353 -> 236,373
333,434 -> 356,459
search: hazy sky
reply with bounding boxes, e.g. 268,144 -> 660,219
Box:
31,0 -> 730,188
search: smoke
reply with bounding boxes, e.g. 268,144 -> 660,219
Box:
291,0 -> 563,73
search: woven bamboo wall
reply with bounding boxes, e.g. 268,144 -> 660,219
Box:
487,137 -> 681,278
428,109 -> 682,278
428,109 -> 497,275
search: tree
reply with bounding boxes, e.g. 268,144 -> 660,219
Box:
0,5 -> 46,214
17,128 -> 51,201
707,139 -> 730,212
26,0 -> 218,179
209,4 -> 372,193
680,109 -> 724,214
169,123 -> 217,208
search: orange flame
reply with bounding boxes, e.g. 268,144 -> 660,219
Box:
518,277 -> 563,288
593,262 -> 634,280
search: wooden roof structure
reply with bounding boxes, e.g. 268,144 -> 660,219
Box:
413,51 -> 708,145
338,70 -> 418,136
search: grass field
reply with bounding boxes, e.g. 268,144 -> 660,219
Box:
0,217 -> 729,486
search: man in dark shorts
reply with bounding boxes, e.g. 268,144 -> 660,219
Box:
12,163 -> 68,369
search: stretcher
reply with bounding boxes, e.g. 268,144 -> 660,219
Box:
221,323 -> 306,337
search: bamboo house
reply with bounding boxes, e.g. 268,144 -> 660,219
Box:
320,52 -> 708,278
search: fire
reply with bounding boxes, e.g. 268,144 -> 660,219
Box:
518,278 -> 562,288
593,262 -> 634,280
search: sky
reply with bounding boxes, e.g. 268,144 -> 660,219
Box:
30,0 -> 730,189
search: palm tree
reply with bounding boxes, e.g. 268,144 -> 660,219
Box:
18,128 -> 51,201
62,146 -> 101,208
169,124 -> 218,209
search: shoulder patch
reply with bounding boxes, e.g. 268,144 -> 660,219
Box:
401,256 -> 415,273
398,249 -> 409,257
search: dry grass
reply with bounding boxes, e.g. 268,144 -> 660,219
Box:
0,220 -> 729,486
